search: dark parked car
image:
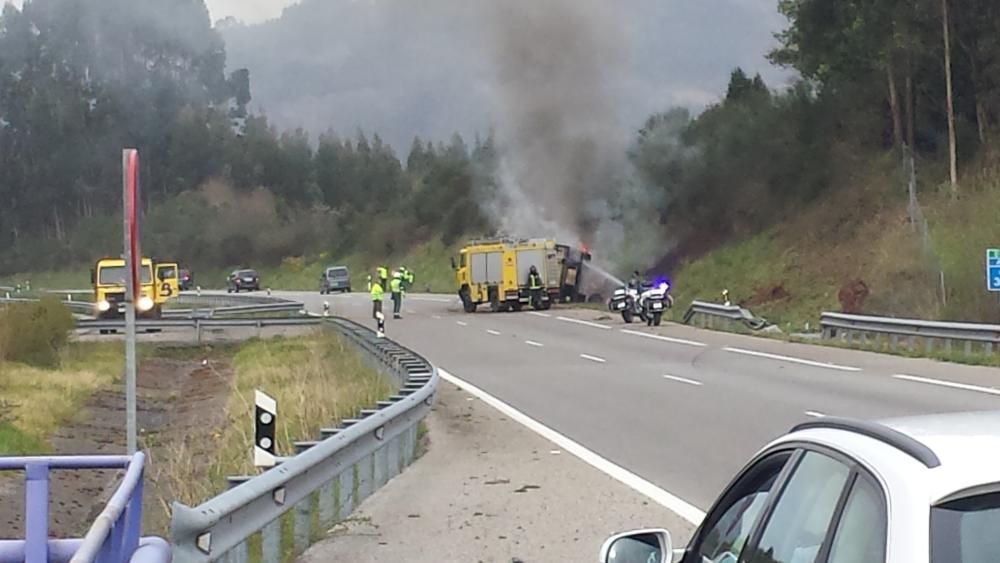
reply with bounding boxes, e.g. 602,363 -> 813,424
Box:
227,269 -> 260,293
320,266 -> 351,294
178,269 -> 194,291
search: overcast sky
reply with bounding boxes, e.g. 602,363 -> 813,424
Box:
204,0 -> 298,24
220,0 -> 794,151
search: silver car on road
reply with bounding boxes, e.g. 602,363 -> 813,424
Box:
602,411 -> 1000,563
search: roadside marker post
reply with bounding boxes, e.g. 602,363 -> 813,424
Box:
254,390 -> 277,468
122,149 -> 140,455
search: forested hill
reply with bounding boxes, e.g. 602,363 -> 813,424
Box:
0,0 -> 494,275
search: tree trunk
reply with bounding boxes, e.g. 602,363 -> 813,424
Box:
905,67 -> 915,150
976,99 -> 987,145
887,62 -> 904,151
942,0 -> 959,192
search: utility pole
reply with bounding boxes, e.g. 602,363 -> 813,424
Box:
942,0 -> 958,193
122,149 -> 140,454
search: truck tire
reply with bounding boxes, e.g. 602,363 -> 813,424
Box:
512,302 -> 523,312
460,287 -> 477,313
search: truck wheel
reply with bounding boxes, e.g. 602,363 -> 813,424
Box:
622,309 -> 634,324
512,302 -> 523,312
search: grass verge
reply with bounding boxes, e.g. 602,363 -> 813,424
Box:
160,331 -> 393,508
0,342 -> 124,454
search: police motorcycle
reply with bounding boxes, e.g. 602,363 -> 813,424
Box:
608,278 -> 673,326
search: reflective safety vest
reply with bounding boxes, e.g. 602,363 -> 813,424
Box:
528,272 -> 543,290
370,281 -> 384,302
390,277 -> 402,294
377,266 -> 388,280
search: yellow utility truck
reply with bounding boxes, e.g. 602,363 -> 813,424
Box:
154,261 -> 180,302
453,238 -> 567,313
91,257 -> 162,319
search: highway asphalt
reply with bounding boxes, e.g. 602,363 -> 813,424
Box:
253,291 -> 1000,512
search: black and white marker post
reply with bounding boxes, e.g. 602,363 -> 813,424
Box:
254,390 -> 277,468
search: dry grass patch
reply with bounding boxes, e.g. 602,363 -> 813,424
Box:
0,342 -> 123,454
162,331 -> 392,507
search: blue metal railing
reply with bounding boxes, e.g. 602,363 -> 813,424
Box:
0,453 -> 170,563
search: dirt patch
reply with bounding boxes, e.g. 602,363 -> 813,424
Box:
837,280 -> 870,314
0,352 -> 232,538
743,284 -> 791,307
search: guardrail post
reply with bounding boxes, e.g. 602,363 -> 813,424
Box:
926,337 -> 935,353
293,443 -> 313,554
196,319 -> 203,345
964,340 -> 973,356
224,477 -> 251,563
339,467 -> 355,515
987,342 -> 994,355
261,517 -> 280,563
318,475 -> 338,530
944,339 -> 953,354
889,334 -> 899,352
24,462 -> 49,563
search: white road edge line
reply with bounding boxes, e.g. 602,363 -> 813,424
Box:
487,329 -> 502,336
525,340 -> 545,348
410,297 -> 453,303
557,316 -> 612,330
580,353 -> 607,364
456,321 -> 468,327
723,347 -> 862,372
528,311 -> 552,318
622,329 -> 706,348
662,375 -> 703,386
804,411 -> 826,418
893,374 -> 1000,396
438,369 -> 705,524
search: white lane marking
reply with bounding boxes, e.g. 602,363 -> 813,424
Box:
432,315 -> 442,320
580,353 -> 607,364
525,340 -> 545,348
438,369 -> 705,524
804,411 -> 826,418
456,321 -> 468,327
557,316 -> 612,330
487,329 -> 502,336
622,329 -> 706,348
893,374 -> 1000,396
528,311 -> 552,318
662,375 -> 703,386
410,297 -> 453,303
723,347 -> 862,372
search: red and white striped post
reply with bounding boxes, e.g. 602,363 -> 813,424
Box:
122,149 -> 140,454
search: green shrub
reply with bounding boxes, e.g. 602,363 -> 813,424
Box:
0,298 -> 75,368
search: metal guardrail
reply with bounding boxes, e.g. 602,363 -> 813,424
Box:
169,317 -> 437,562
821,311 -> 1000,355
0,453 -> 170,563
683,300 -> 769,330
0,296 -> 94,315
75,317 -> 321,343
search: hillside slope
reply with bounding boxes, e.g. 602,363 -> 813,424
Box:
669,153 -> 1000,330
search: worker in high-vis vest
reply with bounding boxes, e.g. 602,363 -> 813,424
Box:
370,274 -> 385,336
390,272 -> 403,319
377,266 -> 388,291
527,265 -> 544,308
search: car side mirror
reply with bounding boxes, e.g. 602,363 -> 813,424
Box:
599,529 -> 672,563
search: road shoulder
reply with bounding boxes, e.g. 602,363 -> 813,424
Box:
299,381 -> 694,563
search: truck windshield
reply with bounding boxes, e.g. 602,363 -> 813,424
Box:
932,490 -> 1000,561
99,265 -> 152,285
158,266 -> 177,279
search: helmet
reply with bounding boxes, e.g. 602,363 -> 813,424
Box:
529,265 -> 538,273
393,272 -> 401,279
